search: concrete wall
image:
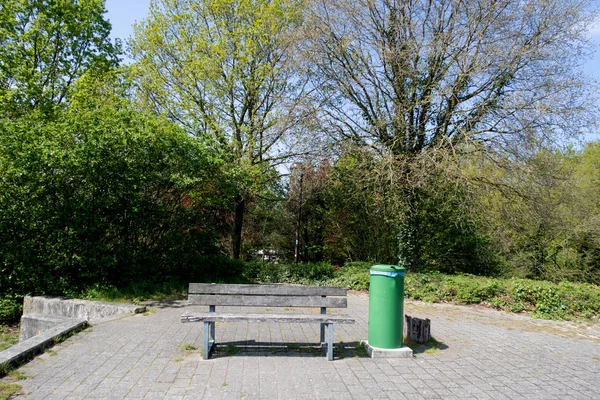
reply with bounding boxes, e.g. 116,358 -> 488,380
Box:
20,296 -> 145,342
22,296 -> 145,321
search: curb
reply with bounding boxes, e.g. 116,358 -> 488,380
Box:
0,319 -> 88,376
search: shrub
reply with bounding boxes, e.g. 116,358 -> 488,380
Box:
0,297 -> 21,323
0,86 -> 231,305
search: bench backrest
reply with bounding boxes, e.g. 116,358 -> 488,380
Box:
187,283 -> 347,308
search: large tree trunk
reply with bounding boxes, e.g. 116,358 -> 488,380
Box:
231,196 -> 245,260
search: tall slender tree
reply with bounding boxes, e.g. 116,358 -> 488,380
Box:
130,0 -> 309,259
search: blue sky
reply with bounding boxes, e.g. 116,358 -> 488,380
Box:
105,0 -> 150,47
105,0 -> 600,141
105,0 -> 599,75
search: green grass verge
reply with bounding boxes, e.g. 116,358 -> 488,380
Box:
0,382 -> 22,400
0,324 -> 19,353
76,281 -> 188,305
249,261 -> 600,321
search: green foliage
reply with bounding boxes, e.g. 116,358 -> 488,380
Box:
0,324 -> 19,352
246,261 -> 371,290
131,0 -> 306,258
76,281 -> 187,304
326,262 -> 371,291
0,70 -> 232,316
245,261 -> 335,284
0,0 -> 120,116
0,297 -> 21,323
245,261 -> 599,321
398,173 -> 498,275
404,272 -> 600,320
473,144 -> 600,285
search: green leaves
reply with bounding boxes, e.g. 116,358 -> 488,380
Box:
0,0 -> 121,117
131,0 -> 305,258
0,70 -> 232,306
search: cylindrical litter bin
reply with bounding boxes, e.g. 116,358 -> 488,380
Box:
368,264 -> 405,349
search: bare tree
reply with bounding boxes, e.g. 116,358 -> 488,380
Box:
305,0 -> 597,158
302,0 -> 598,268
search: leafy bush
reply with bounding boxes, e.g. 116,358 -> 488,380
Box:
245,261 -> 335,284
0,73 -> 233,315
327,262 -> 371,290
404,272 -> 599,320
245,261 -> 599,321
0,297 -> 21,323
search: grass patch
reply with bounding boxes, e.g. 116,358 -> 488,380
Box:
8,370 -> 26,381
76,281 -> 188,305
0,382 -> 22,400
354,342 -> 369,358
0,324 -> 19,352
181,344 -> 197,351
287,343 -> 300,351
404,337 -> 447,355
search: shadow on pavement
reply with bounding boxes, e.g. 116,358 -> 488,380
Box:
143,300 -> 187,309
406,336 -> 449,354
210,340 -> 370,359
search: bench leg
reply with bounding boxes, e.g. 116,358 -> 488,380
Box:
327,323 -> 334,361
203,321 -> 216,360
203,321 -> 210,360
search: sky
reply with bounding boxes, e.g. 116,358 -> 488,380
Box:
105,0 -> 150,49
105,0 -> 600,140
106,0 -> 600,73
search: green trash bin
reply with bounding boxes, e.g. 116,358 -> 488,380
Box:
368,264 -> 405,349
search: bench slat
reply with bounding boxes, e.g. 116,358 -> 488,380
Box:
188,283 -> 346,297
188,294 -> 347,308
181,312 -> 356,324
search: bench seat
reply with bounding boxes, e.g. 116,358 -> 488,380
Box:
181,312 -> 356,324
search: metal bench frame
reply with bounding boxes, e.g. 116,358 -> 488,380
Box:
181,283 -> 355,361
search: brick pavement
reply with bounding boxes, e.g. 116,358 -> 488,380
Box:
3,293 -> 599,399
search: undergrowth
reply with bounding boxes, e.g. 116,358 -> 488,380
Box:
0,324 -> 19,352
74,281 -> 189,304
0,382 -> 21,400
7,261 -> 597,323
248,261 -> 600,321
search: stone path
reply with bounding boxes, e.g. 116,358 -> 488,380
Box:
3,293 -> 599,399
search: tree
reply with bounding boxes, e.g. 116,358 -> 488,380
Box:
130,0 -> 308,259
0,69 -> 232,310
0,0 -> 120,116
303,0 -> 597,269
471,143 -> 600,283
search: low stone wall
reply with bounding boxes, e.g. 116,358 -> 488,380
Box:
0,319 -> 88,375
22,296 -> 145,323
19,296 -> 145,342
0,296 -> 146,375
19,314 -> 82,342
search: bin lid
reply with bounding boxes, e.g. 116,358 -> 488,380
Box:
371,264 -> 405,272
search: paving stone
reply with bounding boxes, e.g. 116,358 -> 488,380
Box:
2,295 -> 600,399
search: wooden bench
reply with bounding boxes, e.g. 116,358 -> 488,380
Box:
181,283 -> 355,361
